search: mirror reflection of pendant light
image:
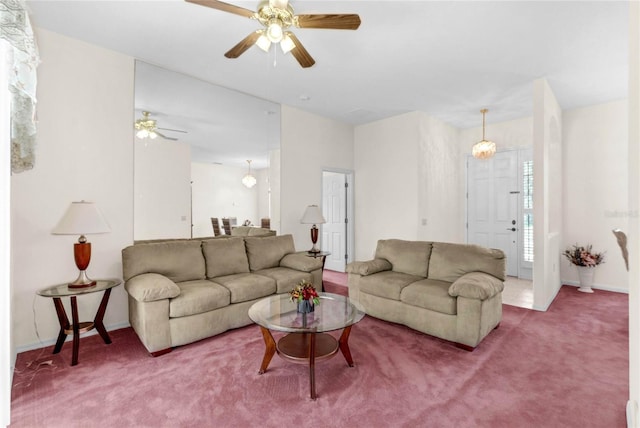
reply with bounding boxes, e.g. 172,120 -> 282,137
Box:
242,160 -> 257,188
472,109 -> 496,160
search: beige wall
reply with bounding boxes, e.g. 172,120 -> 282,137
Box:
280,105 -> 354,252
11,29 -> 134,350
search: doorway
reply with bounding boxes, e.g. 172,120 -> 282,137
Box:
467,148 -> 533,279
321,170 -> 354,272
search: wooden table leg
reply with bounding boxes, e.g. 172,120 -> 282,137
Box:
94,288 -> 112,344
338,325 -> 354,366
52,298 -> 69,354
309,333 -> 317,400
258,326 -> 276,374
70,296 -> 80,366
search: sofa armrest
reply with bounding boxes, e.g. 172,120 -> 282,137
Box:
125,273 -> 181,302
448,272 -> 504,300
280,252 -> 323,272
346,259 -> 392,276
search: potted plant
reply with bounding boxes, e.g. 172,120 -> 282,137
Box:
563,244 -> 605,293
290,280 -> 320,313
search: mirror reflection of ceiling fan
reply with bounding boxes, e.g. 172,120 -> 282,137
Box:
134,111 -> 187,141
185,0 -> 361,68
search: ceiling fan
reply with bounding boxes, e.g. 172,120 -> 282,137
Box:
134,111 -> 187,141
185,0 -> 361,68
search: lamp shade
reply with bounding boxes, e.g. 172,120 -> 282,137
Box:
300,205 -> 326,225
52,201 -> 111,235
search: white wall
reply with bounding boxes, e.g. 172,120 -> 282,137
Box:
562,100 -> 628,291
354,112 -> 420,259
1,40 -> 12,428
418,113 -> 463,243
532,78 -> 563,310
191,162 -> 261,237
134,138 -> 191,240
280,106 -> 354,251
11,29 -> 134,350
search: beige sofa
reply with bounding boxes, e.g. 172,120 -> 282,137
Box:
122,234 -> 323,356
347,239 -> 505,350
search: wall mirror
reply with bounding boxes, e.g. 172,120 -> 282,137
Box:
133,61 -> 281,241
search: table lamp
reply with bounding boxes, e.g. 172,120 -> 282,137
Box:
52,201 -> 111,288
300,205 -> 326,253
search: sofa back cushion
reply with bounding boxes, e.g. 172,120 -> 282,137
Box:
428,242 -> 506,283
231,226 -> 276,237
375,239 -> 432,277
202,237 -> 250,278
122,240 -> 206,283
245,234 -> 296,271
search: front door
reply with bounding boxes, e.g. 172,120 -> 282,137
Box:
467,150 -> 520,276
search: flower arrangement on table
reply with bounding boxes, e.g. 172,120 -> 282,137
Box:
563,244 -> 605,267
289,280 -> 320,306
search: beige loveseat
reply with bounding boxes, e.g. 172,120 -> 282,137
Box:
122,234 -> 322,356
347,239 -> 505,350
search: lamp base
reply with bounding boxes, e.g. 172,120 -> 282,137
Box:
68,270 -> 96,289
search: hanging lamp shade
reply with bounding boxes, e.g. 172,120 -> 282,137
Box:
472,109 -> 496,160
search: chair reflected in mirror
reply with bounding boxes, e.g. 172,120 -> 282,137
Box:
261,218 -> 270,229
211,218 -> 221,236
222,217 -> 237,235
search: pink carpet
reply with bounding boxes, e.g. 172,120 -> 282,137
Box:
11,273 -> 628,427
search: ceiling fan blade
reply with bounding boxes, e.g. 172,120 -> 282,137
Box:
224,31 -> 261,58
156,131 -> 179,141
185,0 -> 256,19
286,33 -> 315,68
295,14 -> 361,30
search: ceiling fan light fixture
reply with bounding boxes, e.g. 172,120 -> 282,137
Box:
280,32 -> 295,53
266,19 -> 283,43
256,31 -> 271,52
472,109 -> 496,160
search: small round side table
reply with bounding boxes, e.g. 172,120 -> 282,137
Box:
37,278 -> 121,366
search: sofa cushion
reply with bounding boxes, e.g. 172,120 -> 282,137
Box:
169,280 -> 230,318
231,226 -> 276,237
125,273 -> 181,302
213,273 -> 276,303
428,242 -> 506,283
359,271 -> 424,301
253,267 -> 314,294
375,239 -> 432,277
401,279 -> 457,315
245,234 -> 296,271
202,237 -> 250,278
122,240 -> 206,283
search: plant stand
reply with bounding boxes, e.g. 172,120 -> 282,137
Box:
577,266 -> 595,293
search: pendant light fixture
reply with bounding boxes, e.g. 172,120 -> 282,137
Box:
242,160 -> 257,188
472,109 -> 497,160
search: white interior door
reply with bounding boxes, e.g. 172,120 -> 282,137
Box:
322,171 -> 347,272
467,151 -> 520,276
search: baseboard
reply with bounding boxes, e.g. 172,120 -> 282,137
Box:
627,399 -> 637,428
562,280 -> 628,294
14,321 -> 131,355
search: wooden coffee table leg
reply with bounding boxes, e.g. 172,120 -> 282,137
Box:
309,333 -> 317,400
338,325 -> 354,367
258,326 -> 276,374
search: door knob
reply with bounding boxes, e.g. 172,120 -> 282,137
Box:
507,227 -> 516,232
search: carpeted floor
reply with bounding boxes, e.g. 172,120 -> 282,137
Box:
11,274 -> 628,428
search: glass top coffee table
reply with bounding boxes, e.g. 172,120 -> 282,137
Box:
248,292 -> 365,400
